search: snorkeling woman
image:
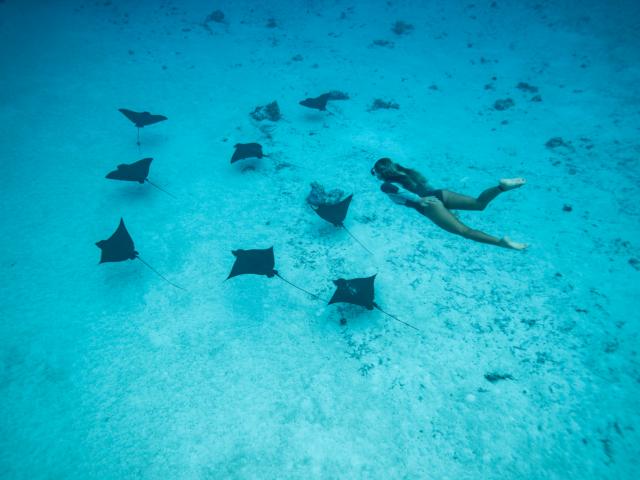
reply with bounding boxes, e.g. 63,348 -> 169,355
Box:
371,157 -> 528,250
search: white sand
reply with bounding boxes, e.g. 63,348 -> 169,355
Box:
0,0 -> 638,478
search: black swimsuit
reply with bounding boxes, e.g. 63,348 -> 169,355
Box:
412,184 -> 444,202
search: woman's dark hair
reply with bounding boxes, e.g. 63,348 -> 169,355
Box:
371,157 -> 393,174
371,157 -> 428,185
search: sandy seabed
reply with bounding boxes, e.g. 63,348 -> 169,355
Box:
0,0 -> 639,478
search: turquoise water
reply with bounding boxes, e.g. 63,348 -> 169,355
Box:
1,0 -> 639,478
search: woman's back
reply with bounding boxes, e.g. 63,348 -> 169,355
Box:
395,166 -> 432,196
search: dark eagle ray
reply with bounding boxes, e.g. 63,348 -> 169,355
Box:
118,108 -> 167,147
105,157 -> 175,197
226,247 -> 322,300
299,93 -> 331,111
231,143 -> 267,163
96,218 -> 184,290
329,275 -> 420,331
310,194 -> 372,254
299,91 -> 349,111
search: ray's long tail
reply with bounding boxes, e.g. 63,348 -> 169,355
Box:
137,255 -> 186,291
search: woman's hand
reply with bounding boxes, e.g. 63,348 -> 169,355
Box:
380,182 -> 400,194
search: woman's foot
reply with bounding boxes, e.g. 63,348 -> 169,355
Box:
499,177 -> 526,191
499,236 -> 528,250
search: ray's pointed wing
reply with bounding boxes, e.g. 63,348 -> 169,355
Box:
313,194 -> 353,226
138,112 -> 168,127
328,274 -> 376,310
118,108 -> 142,126
105,165 -> 128,181
96,218 -> 138,263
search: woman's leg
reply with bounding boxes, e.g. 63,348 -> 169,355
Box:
441,178 -> 526,211
441,187 -> 501,211
410,197 -> 526,249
